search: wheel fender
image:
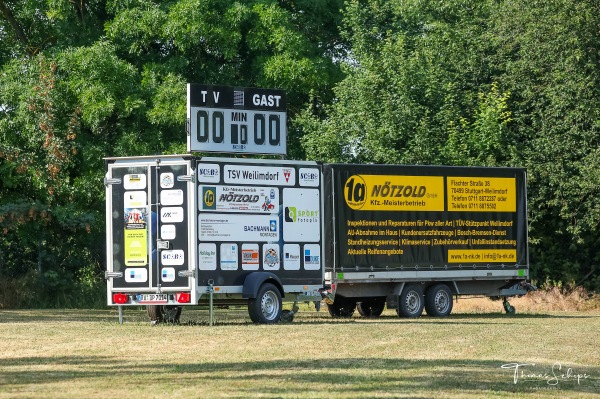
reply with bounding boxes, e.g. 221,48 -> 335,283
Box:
242,272 -> 284,299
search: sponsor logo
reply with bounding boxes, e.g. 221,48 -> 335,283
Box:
283,169 -> 291,182
264,246 -> 280,268
285,207 -> 319,223
304,249 -> 320,264
285,206 -> 296,222
285,252 -> 300,260
203,187 -> 216,209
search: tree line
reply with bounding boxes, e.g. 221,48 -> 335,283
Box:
0,0 -> 598,307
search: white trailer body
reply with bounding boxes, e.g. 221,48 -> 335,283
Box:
105,155 -> 324,323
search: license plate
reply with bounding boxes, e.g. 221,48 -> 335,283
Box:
137,294 -> 168,304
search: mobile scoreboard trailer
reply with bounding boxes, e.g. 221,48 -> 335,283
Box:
105,155 -> 324,324
323,163 -> 530,318
106,157 -> 531,323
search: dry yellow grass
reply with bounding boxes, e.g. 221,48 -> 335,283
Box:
0,289 -> 599,398
454,286 -> 600,313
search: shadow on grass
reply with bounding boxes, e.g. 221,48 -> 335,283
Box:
1,308 -> 598,326
1,356 -> 598,397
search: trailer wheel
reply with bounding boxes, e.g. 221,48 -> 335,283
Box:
327,296 -> 356,318
424,284 -> 453,317
147,305 -> 182,324
248,283 -> 282,324
357,297 -> 386,318
396,284 -> 424,318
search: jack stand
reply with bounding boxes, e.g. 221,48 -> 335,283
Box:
118,305 -> 124,324
208,280 -> 215,326
502,297 -> 516,314
281,302 -> 299,322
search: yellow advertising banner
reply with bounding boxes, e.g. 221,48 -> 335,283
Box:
447,177 -> 516,212
344,175 -> 445,211
447,249 -> 517,263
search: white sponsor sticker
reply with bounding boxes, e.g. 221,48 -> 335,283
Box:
263,244 -> 280,271
224,165 -> 295,186
303,244 -> 321,271
242,244 -> 260,271
124,191 -> 147,208
161,224 -> 176,240
299,168 -> 320,187
161,267 -> 175,282
220,243 -> 238,271
161,249 -> 185,266
124,174 -> 147,190
161,189 -> 184,206
199,185 -> 279,213
198,243 -> 217,270
197,163 -> 220,183
125,268 -> 148,283
160,173 -> 174,188
161,207 -> 184,223
199,214 -> 279,242
283,244 -> 301,270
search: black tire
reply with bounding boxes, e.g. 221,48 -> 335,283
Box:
424,284 -> 453,317
248,283 -> 283,324
327,296 -> 356,318
396,284 -> 424,318
147,305 -> 182,324
357,297 -> 386,318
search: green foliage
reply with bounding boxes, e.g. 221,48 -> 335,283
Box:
300,0 -> 600,291
0,0 -> 344,307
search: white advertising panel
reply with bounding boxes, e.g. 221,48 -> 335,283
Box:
199,185 -> 279,213
124,191 -> 146,208
283,188 -> 320,242
160,189 -> 184,206
160,224 -> 176,240
299,168 -> 320,187
124,174 -> 146,190
303,244 -> 321,271
161,267 -> 175,282
161,207 -> 184,223
220,243 -> 238,270
224,165 -> 295,186
263,244 -> 280,271
199,214 -> 279,242
161,249 -> 185,266
197,163 -> 220,183
198,243 -> 217,270
283,244 -> 301,270
160,173 -> 174,188
125,268 -> 148,283
242,244 -> 260,271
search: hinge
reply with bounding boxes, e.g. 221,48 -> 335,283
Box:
177,174 -> 195,183
104,177 -> 122,186
105,271 -> 123,279
178,270 -> 196,278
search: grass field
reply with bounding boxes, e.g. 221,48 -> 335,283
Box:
1,301 -> 599,398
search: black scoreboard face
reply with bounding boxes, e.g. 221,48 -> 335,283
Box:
187,84 -> 287,155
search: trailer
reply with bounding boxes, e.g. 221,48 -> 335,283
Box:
105,156 -> 531,324
322,163 -> 531,318
105,155 -> 324,324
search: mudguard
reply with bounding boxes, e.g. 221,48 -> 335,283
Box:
242,272 -> 284,299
